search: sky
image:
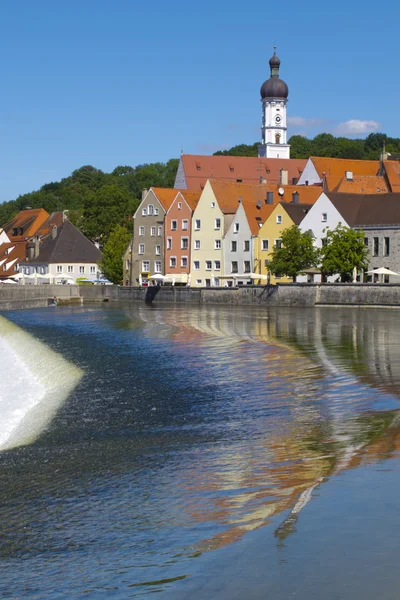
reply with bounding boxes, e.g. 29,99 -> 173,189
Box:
0,0 -> 398,202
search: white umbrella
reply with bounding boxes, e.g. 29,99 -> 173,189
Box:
248,273 -> 269,280
149,274 -> 165,280
366,267 -> 400,276
11,273 -> 25,280
1,278 -> 18,284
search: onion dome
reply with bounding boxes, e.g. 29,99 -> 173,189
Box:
260,47 -> 289,100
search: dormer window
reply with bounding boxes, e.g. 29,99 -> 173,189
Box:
196,163 -> 201,171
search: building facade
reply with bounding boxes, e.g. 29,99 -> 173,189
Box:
165,191 -> 200,284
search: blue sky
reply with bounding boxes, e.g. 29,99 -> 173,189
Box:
0,0 -> 397,202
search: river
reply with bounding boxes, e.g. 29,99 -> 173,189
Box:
1,304 -> 400,599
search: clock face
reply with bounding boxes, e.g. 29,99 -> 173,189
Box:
275,114 -> 282,124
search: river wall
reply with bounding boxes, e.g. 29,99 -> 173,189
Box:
0,285 -> 81,311
78,283 -> 400,308
2,283 -> 400,311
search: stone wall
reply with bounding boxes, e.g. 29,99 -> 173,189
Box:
4,283 -> 400,311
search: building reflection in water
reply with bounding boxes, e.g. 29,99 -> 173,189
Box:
119,304 -> 400,553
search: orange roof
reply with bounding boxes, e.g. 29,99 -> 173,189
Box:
334,175 -> 388,194
0,242 -> 26,279
384,160 -> 400,192
180,190 -> 201,211
3,208 -> 49,241
310,156 -> 380,191
151,187 -> 180,211
178,155 -> 307,191
209,179 -> 323,217
241,201 -> 276,235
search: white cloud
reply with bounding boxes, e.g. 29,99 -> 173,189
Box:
287,116 -> 328,128
333,119 -> 381,136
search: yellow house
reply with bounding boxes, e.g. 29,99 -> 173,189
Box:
257,202 -> 314,284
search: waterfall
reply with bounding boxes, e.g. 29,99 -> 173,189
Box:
0,316 -> 83,451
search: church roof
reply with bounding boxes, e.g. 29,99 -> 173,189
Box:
176,155 -> 307,191
260,48 -> 289,100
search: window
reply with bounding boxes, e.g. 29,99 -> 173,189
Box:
384,237 -> 390,256
142,261 -> 150,272
196,279 -> 202,285
181,257 -> 188,268
231,241 -> 237,252
139,243 -> 145,254
321,238 -> 327,247
154,208 -> 158,216
244,261 -> 250,273
139,226 -> 145,236
264,259 -> 269,267
194,240 -> 200,250
155,245 -> 161,255
276,215 -> 282,224
150,226 -> 156,236
158,226 -> 162,236
167,237 -> 172,250
181,237 -> 188,250
90,266 -> 96,274
68,266 -> 74,273
57,266 -> 63,273
79,266 -> 85,273
215,239 -> 221,250
215,218 -> 221,230
182,219 -> 188,230
194,261 -> 200,270
171,220 -> 177,230
125,259 -> 130,270
321,213 -> 327,223
195,219 -> 201,230
205,279 -> 211,287
170,257 -> 177,268
244,240 -> 250,252
364,237 -> 369,247
234,223 -> 239,233
373,237 -> 379,256
262,239 -> 269,251
148,204 -> 154,216
206,260 -> 212,270
214,260 -> 221,270
142,207 -> 147,216
274,239 -> 282,249
211,202 -> 216,208
178,202 -> 182,210
155,261 -> 161,273
214,278 -> 220,287
231,261 -> 238,273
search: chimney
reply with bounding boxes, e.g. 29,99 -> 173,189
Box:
142,188 -> 148,200
51,226 -> 57,239
345,171 -> 353,181
238,196 -> 242,203
34,236 -> 40,258
280,169 -> 288,185
266,191 -> 274,204
259,176 -> 267,184
26,242 -> 34,261
292,192 -> 299,204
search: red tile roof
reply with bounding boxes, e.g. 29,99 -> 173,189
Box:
177,155 -> 307,191
383,161 -> 400,192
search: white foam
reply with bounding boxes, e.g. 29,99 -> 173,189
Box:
0,316 -> 83,451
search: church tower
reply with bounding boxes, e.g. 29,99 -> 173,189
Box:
258,48 -> 290,159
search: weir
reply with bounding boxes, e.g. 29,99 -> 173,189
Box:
0,316 -> 83,451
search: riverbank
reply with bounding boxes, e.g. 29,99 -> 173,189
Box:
2,283 -> 400,311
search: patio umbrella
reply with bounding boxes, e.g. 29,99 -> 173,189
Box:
149,274 -> 165,280
366,267 -> 400,276
1,278 -> 18,284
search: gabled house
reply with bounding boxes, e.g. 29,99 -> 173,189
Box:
174,154 -> 307,191
165,190 -> 200,283
0,208 -> 50,280
19,213 -> 102,283
257,202 -> 315,284
299,192 -> 400,282
297,157 -> 381,189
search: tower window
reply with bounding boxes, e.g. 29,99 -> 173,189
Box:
275,133 -> 281,144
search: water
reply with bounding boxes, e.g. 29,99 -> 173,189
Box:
1,304 -> 400,599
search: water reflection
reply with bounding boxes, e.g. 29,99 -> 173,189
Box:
118,305 -> 400,552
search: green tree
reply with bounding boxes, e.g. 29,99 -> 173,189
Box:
214,143 -> 259,157
99,225 -> 131,284
268,225 -> 320,282
321,223 -> 368,282
288,135 -> 313,158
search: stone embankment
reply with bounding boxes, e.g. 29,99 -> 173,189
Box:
2,283 -> 400,311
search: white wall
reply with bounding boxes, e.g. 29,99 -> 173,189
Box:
297,158 -> 321,186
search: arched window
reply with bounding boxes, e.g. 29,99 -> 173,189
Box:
275,133 -> 281,144
148,204 -> 154,215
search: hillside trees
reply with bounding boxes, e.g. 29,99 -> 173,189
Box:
99,225 -> 132,284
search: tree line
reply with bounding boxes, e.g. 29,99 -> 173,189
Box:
0,160 -> 179,246
214,132 -> 399,160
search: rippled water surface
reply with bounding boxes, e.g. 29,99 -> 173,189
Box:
2,304 -> 400,599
